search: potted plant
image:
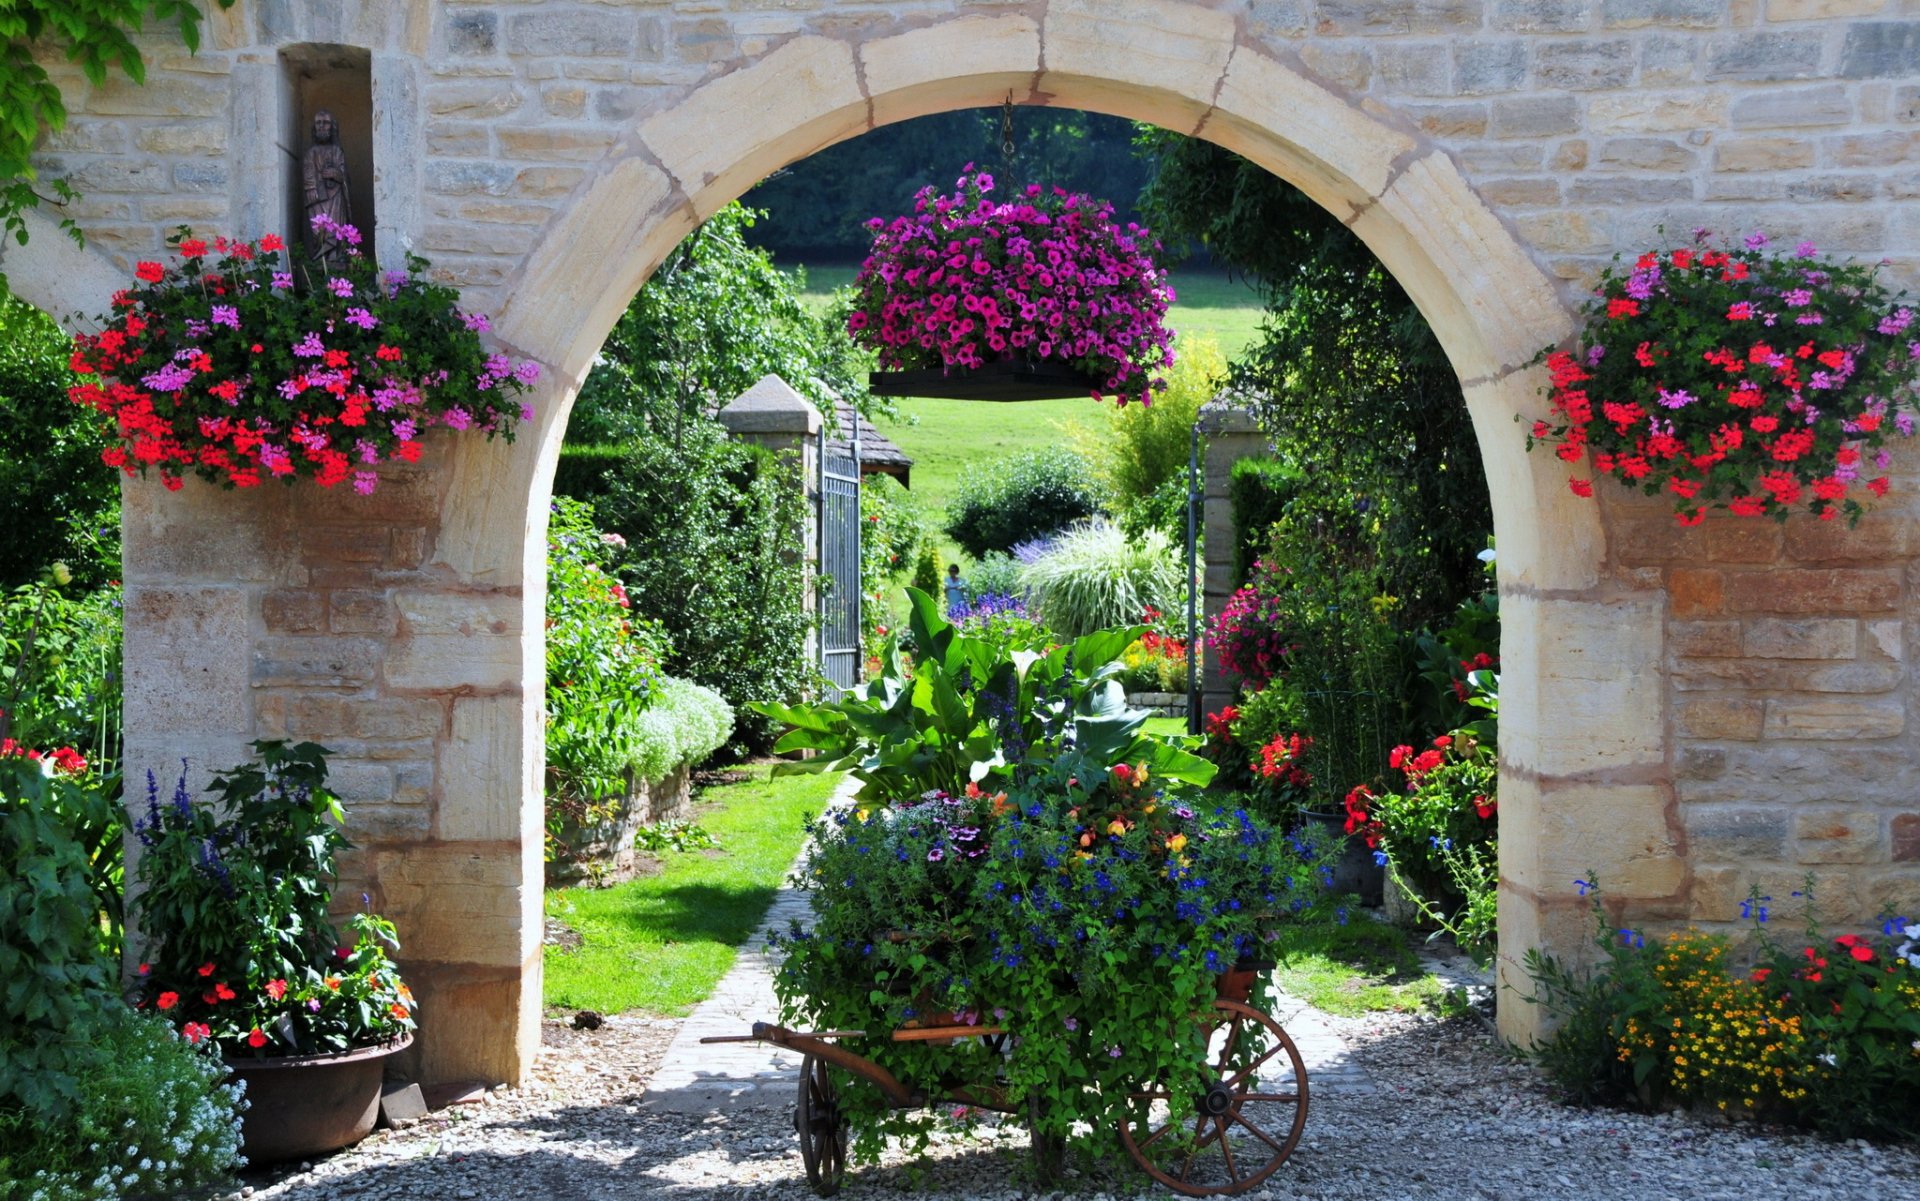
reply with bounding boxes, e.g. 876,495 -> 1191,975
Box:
129,740 -> 416,1163
848,168 -> 1176,404
66,218 -> 541,494
1529,228 -> 1920,525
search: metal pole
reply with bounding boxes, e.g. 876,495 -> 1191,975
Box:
1185,420 -> 1200,736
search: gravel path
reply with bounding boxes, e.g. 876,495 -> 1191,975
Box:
239,1006 -> 1920,1201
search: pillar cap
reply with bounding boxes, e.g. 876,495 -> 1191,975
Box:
1196,392 -> 1261,437
718,374 -> 822,436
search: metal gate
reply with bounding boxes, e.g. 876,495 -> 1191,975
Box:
818,425 -> 861,689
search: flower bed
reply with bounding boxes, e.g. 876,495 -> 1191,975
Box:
1528,229 -> 1920,525
849,169 -> 1175,405
67,221 -> 539,493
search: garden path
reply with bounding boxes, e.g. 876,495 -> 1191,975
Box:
641,775 -> 1377,1114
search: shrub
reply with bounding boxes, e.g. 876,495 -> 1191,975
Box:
546,497 -> 667,801
1068,333 -> 1222,528
860,475 -> 925,669
0,297 -> 117,590
0,1006 -> 244,1201
628,677 -> 734,782
908,539 -> 942,596
963,551 -> 1024,602
1021,520 -> 1184,639
569,421 -> 814,756
1227,457 -> 1300,588
944,448 -> 1105,560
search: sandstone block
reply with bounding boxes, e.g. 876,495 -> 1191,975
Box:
1639,35 -> 1703,86
506,11 -> 636,58
1567,176 -> 1695,203
366,843 -> 538,968
80,76 -> 223,117
250,637 -> 382,689
1315,0 -> 1485,34
541,85 -> 587,119
1769,0 -> 1890,17
331,591 -> 397,636
1602,0 -> 1724,26
1247,0 -> 1311,39
1598,137 -> 1696,171
1764,697 -> 1904,738
444,11 -> 496,57
1588,91 -> 1729,133
1743,618 -> 1857,659
124,587 -> 252,737
1715,136 -> 1816,172
172,162 -> 227,194
1731,84 -> 1852,127
1478,177 -> 1561,206
1828,130 -> 1920,168
1866,620 -> 1902,661
426,160 -> 516,197
1670,621 -> 1743,658
1492,0 -> 1595,32
1377,44 -> 1451,95
496,126 -> 617,163
135,123 -> 224,156
438,695 -> 534,842
1725,568 -> 1900,614
1534,39 -> 1636,90
1406,101 -> 1491,138
1044,0 -> 1236,133
262,589 -> 325,634
1793,808 -> 1884,864
426,83 -> 523,119
1668,568 -> 1724,616
1501,593 -> 1666,774
425,124 -> 491,157
1678,697 -> 1765,739
513,167 -> 588,197
1893,813 -> 1920,861
1686,807 -> 1788,860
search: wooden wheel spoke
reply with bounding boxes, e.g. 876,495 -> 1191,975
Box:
1177,1111 -> 1208,1183
1229,1110 -> 1287,1155
1226,1041 -> 1286,1089
1239,1092 -> 1298,1103
1218,1116 -> 1242,1182
1137,1120 -> 1178,1152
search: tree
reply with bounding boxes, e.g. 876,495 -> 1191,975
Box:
0,2 -> 234,288
568,203 -> 872,446
1135,130 -> 1491,627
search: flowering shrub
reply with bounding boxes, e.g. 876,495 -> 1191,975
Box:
772,755 -> 1335,1163
1115,622 -> 1189,693
67,221 -> 539,494
1528,884 -> 1920,1139
1529,230 -> 1920,525
850,168 -> 1175,404
1204,578 -> 1295,690
130,742 -> 416,1057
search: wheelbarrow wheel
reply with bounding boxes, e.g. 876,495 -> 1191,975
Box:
1028,1091 -> 1066,1183
795,1054 -> 849,1196
1115,999 -> 1309,1197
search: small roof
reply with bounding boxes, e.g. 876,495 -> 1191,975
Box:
830,397 -> 913,486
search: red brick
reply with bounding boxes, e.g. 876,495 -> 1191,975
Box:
1723,569 -> 1901,615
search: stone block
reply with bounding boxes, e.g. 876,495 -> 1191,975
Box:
1597,137 -> 1696,171
330,760 -> 396,806
1314,0 -> 1486,34
1838,21 -> 1920,78
1743,618 -> 1857,659
172,161 -> 228,194
1567,176 -> 1696,203
1672,658 -> 1899,693
1675,743 -> 1911,806
1828,130 -> 1920,168
1534,39 -> 1636,90
250,637 -> 382,689
124,587 -> 252,737
438,696 -> 534,842
1769,0 -> 1890,17
384,633 -> 523,692
505,11 -> 636,58
379,1082 -> 429,1129
1688,865 -> 1821,923
1866,620 -> 1902,661
1670,620 -> 1743,657
1893,813 -> 1920,862
1707,31 -> 1826,81
513,167 -> 588,198
1714,136 -> 1816,172
426,83 -> 523,119
1638,34 -> 1701,86
495,126 -> 617,163
540,85 -> 587,119
135,123 -> 224,156
331,591 -> 397,635
426,160 -> 517,197
1677,697 -> 1765,739
80,76 -> 223,117
1405,101 -> 1491,138
1247,0 -> 1311,39
1763,697 -> 1904,739
263,589 -> 325,634
1501,593 -> 1666,775
1045,0 -> 1237,134
1686,807 -> 1788,860
1588,90 -> 1729,133
1460,142 -> 1545,173
367,843 -> 538,969
393,959 -> 538,1088
444,10 -> 496,57
1724,568 -> 1900,614
425,123 -> 491,158
1668,568 -> 1724,616
1793,809 -> 1884,864
1377,44 -> 1451,94
858,14 -> 1039,127
1492,0 -> 1595,32
1479,177 -> 1561,206
1601,0 -> 1724,26
1731,84 -> 1852,127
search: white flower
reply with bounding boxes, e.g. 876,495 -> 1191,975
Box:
1817,1052 -> 1838,1067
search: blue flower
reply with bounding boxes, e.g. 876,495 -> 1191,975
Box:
1618,928 -> 1645,949
1372,850 -> 1389,868
1574,877 -> 1596,897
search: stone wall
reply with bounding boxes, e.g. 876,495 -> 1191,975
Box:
12,0 -> 1918,1085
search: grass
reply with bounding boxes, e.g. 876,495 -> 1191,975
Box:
542,763 -> 843,1016
1267,913 -> 1447,1017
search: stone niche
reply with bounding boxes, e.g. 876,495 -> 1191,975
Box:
281,43 -> 375,264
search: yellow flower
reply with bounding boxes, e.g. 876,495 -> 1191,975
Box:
1167,833 -> 1188,853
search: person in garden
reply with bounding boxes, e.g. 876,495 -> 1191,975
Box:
944,562 -> 967,615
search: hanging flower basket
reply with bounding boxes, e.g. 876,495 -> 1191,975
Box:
67,218 -> 540,494
1527,229 -> 1920,525
850,168 -> 1175,404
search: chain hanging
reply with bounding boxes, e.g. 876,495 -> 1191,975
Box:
1000,95 -> 1017,173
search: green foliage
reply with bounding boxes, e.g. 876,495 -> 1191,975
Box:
1138,131 -> 1491,633
1021,521 -> 1185,640
963,551 -> 1023,602
0,759 -> 116,1123
632,818 -> 718,856
1067,334 -> 1221,529
1412,587 -> 1501,740
859,475 -> 925,666
771,752 -> 1335,1164
943,448 -> 1106,560
1227,457 -> 1299,588
570,203 -> 872,445
1267,913 -> 1446,1017
0,2 -> 235,281
545,497 -> 667,802
0,298 -> 117,588
743,108 -> 1151,258
0,571 -> 121,772
754,587 -> 1214,805
130,741 -> 416,1057
560,422 -> 814,757
0,1004 -> 243,1201
908,539 -> 941,597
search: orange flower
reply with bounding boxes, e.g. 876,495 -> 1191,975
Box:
265,978 -> 288,1000
389,1003 -> 410,1021
324,975 -> 343,991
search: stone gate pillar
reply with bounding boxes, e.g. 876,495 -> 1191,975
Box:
1196,398 -> 1266,722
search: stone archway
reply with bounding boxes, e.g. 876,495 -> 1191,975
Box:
467,5 -> 1674,1083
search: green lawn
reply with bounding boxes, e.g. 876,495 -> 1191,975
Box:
1268,913 -> 1445,1017
542,763 -> 842,1016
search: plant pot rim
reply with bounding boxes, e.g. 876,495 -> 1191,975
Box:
868,358 -> 1102,402
224,1031 -> 412,1071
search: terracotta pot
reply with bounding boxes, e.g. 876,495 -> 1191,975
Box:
225,1034 -> 412,1164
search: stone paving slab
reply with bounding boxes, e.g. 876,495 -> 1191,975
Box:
644,774 -> 1378,1112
